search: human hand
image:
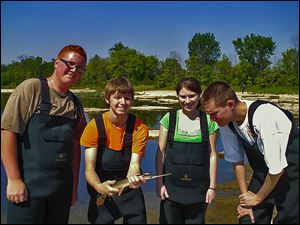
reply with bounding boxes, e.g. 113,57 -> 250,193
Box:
7,178 -> 28,203
159,185 -> 169,200
205,188 -> 216,204
237,204 -> 255,223
128,174 -> 146,189
95,180 -> 119,197
239,191 -> 260,207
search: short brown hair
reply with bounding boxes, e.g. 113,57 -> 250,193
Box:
104,76 -> 134,100
57,45 -> 87,61
201,81 -> 238,107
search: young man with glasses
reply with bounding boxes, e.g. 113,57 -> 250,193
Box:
1,45 -> 87,224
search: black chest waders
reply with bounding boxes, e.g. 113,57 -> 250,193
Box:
7,77 -> 80,224
160,110 -> 210,224
164,110 -> 210,205
86,113 -> 147,224
228,100 -> 299,224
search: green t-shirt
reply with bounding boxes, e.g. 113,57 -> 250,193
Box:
160,110 -> 219,143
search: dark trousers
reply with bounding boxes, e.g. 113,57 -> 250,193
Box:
240,174 -> 299,224
160,199 -> 207,224
6,193 -> 72,224
239,203 -> 274,224
88,188 -> 147,224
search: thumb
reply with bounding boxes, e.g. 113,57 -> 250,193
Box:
205,194 -> 209,203
106,180 -> 117,185
164,190 -> 169,198
250,212 -> 255,223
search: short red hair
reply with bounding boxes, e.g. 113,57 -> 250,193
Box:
57,45 -> 87,61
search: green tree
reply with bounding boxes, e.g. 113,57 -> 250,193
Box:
232,63 -> 254,86
143,55 -> 160,81
81,54 -> 110,87
1,56 -> 45,87
108,42 -> 129,54
108,42 -> 159,83
156,58 -> 185,88
273,48 -> 299,86
214,54 -> 233,83
187,32 -> 221,65
233,33 -> 276,79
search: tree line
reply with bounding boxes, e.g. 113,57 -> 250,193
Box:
1,33 -> 299,91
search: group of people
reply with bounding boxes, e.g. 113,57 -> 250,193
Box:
1,45 -> 299,224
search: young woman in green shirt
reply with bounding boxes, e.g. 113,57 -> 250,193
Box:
155,77 -> 219,224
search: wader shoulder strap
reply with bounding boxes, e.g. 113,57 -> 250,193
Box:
167,110 -> 176,142
228,122 -> 237,134
39,77 -> 51,116
199,110 -> 209,143
69,91 -> 81,123
95,113 -> 136,149
248,100 -> 295,134
95,113 -> 107,147
124,113 -> 136,149
167,110 -> 176,149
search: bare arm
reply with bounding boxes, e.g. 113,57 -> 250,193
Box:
127,153 -> 146,188
239,170 -> 284,207
84,147 -> 118,196
1,129 -> 27,203
155,125 -> 169,199
206,131 -> 218,204
234,161 -> 255,223
155,125 -> 168,182
233,161 -> 248,194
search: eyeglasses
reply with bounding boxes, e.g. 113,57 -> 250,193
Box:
57,57 -> 86,73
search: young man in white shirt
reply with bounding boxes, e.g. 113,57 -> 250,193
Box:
201,81 -> 299,224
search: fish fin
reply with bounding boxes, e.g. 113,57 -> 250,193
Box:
96,194 -> 106,206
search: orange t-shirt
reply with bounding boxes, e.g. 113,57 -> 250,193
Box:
80,112 -> 148,157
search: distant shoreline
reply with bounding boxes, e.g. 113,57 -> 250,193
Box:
2,88 -> 298,118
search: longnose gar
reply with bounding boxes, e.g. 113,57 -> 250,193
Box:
96,173 -> 172,206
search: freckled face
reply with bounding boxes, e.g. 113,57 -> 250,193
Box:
178,87 -> 200,114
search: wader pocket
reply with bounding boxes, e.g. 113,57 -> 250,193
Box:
166,153 -> 206,188
101,147 -> 130,171
42,128 -> 74,143
172,154 -> 204,165
40,128 -> 74,170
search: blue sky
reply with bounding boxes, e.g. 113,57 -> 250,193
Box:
1,1 -> 299,65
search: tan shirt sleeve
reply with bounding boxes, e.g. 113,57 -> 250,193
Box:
1,78 -> 87,137
1,78 -> 41,134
